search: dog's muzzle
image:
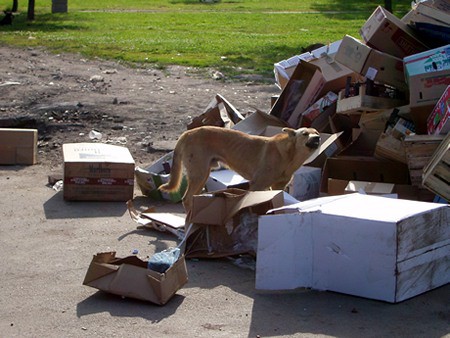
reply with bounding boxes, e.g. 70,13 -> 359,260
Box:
306,135 -> 321,149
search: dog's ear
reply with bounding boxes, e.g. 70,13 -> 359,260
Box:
282,127 -> 297,137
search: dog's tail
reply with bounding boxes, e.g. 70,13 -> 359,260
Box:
158,146 -> 183,193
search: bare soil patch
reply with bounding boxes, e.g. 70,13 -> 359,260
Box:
0,46 -> 279,168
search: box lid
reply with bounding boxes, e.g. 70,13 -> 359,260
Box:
63,143 -> 135,164
267,193 -> 445,223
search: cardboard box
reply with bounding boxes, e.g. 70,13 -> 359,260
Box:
135,151 -> 187,202
233,109 -> 288,136
187,94 -> 244,129
404,44 -> 450,109
423,132 -> 450,201
256,193 -> 450,303
402,1 -> 450,28
336,83 -> 408,115
403,134 -> 445,187
320,156 -> 411,194
427,85 -> 450,135
83,252 -> 188,305
375,132 -> 407,163
273,40 -> 357,90
0,128 -> 37,165
185,189 -> 284,258
299,91 -> 338,127
360,6 -> 429,59
205,169 -> 249,192
335,35 -> 407,91
63,143 -> 135,201
287,166 -> 321,201
270,61 -> 325,127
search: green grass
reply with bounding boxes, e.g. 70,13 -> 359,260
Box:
0,0 -> 412,77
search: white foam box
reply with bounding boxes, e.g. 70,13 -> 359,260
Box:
256,194 -> 450,303
63,143 -> 135,201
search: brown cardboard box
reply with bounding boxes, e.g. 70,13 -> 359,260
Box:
83,252 -> 188,305
404,44 -> 450,111
360,6 -> 429,59
270,61 -> 325,127
335,35 -> 407,91
63,143 -> 135,201
427,84 -> 450,135
273,40 -> 359,91
0,128 -> 37,165
402,1 -> 450,27
185,189 -> 284,258
320,156 -> 411,194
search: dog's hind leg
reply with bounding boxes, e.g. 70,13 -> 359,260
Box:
182,169 -> 210,213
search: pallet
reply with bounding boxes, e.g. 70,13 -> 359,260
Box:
423,133 -> 450,201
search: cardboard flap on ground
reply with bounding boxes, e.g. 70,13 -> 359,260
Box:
127,201 -> 185,237
83,251 -> 188,305
256,193 -> 450,302
360,6 -> 429,59
185,189 -> 284,258
335,35 -> 407,91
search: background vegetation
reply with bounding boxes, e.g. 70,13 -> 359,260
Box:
0,0 -> 413,76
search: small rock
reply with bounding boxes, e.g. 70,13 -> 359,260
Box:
89,75 -> 104,83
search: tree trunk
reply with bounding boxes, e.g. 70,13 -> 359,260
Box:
385,0 -> 392,13
12,0 -> 18,12
27,0 -> 34,20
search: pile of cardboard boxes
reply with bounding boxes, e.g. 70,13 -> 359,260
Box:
129,2 -> 450,303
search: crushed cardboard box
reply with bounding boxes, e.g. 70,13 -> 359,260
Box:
83,251 -> 188,305
184,188 -> 285,258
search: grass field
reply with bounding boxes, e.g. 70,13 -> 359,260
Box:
0,0 -> 412,76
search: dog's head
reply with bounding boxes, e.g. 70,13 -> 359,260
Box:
282,127 -> 321,150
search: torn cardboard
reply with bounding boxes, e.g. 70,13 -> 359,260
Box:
83,251 -> 188,305
187,94 -> 245,129
185,189 -> 284,258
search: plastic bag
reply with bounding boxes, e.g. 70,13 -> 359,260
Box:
147,247 -> 181,273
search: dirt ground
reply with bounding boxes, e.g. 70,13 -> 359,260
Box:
0,46 -> 449,338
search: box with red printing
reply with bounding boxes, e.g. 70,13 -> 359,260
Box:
427,85 -> 450,135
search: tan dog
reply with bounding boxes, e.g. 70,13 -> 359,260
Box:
159,126 -> 321,213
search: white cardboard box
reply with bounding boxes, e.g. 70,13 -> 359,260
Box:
256,194 -> 450,303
